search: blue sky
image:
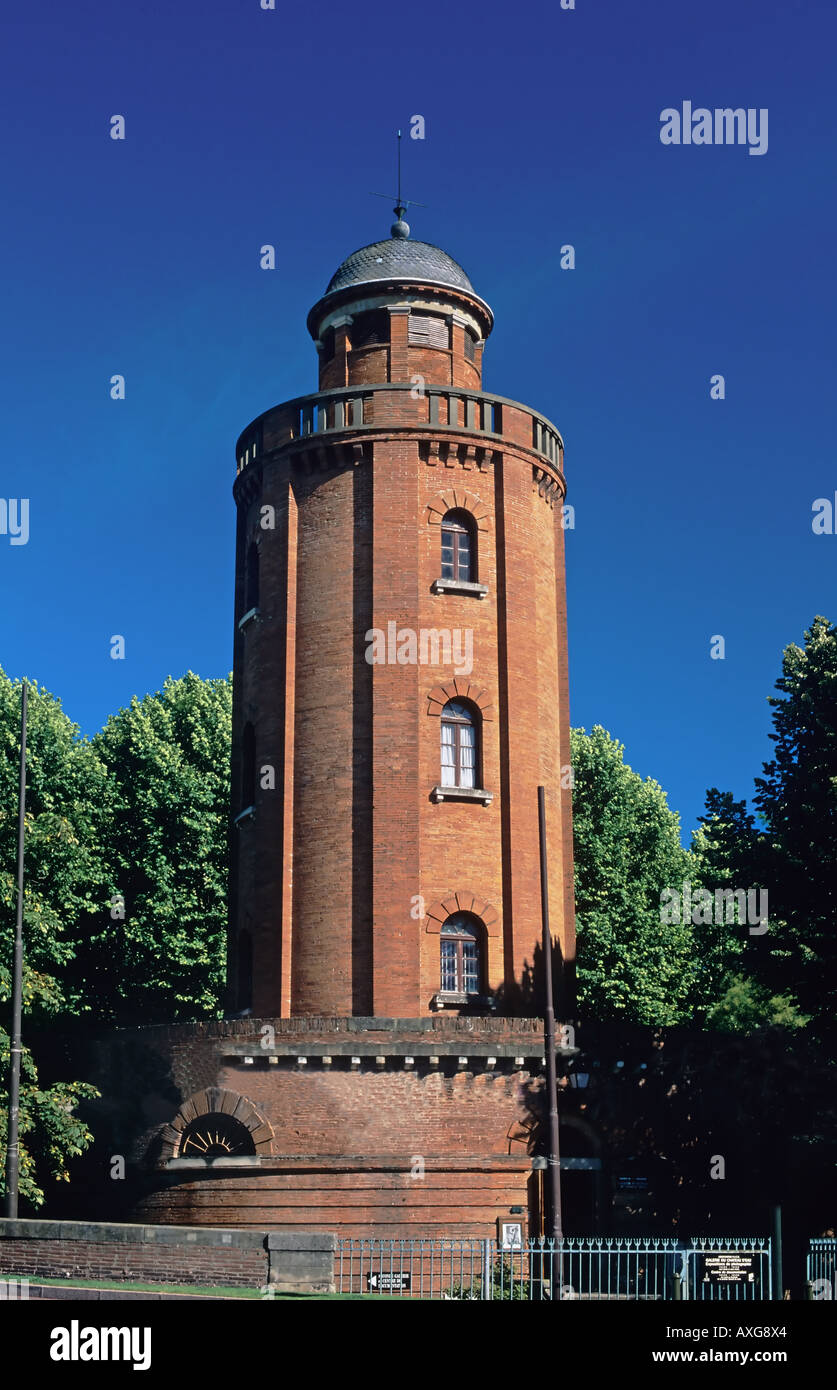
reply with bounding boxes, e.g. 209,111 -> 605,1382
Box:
1,0 -> 834,842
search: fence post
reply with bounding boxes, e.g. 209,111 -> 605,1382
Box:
482,1240 -> 492,1301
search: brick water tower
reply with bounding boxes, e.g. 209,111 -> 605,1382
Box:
129,209 -> 577,1239
229,206 -> 575,1021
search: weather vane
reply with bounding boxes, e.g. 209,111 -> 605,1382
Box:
370,128 -> 427,235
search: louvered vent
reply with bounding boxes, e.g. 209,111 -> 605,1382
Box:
408,315 -> 449,349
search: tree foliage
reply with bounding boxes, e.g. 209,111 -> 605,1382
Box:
691,617 -> 837,1039
0,669 -> 232,1205
690,790 -> 806,1033
753,615 -> 837,1037
79,673 -> 232,1025
0,671 -> 101,1205
570,726 -> 697,1026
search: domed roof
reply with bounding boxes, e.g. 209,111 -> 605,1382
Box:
324,236 -> 475,296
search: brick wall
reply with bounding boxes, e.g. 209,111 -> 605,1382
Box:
0,1220 -> 335,1292
231,424 -> 573,1017
53,1015 -> 552,1237
230,249 -> 574,1018
136,1160 -> 534,1240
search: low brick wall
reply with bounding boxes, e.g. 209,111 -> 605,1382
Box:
136,1155 -> 535,1240
0,1219 -> 335,1293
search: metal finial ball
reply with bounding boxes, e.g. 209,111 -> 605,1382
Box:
391,217 -> 410,239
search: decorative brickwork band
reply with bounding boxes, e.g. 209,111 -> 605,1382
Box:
532,463 -> 562,508
424,891 -> 501,939
159,1088 -> 274,1159
426,678 -> 494,721
420,441 -> 494,472
426,489 -> 491,531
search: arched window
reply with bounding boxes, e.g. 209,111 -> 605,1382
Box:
161,1089 -> 273,1162
440,913 -> 483,996
241,722 -> 256,811
440,700 -> 477,789
245,542 -> 260,612
180,1113 -> 257,1158
441,510 -> 476,583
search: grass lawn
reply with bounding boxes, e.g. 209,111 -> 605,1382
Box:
21,1274 -> 373,1300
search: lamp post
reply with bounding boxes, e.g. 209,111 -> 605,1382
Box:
538,785 -> 563,1297
4,681 -> 27,1218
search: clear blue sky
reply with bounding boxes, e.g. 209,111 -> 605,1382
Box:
1,0 -> 834,843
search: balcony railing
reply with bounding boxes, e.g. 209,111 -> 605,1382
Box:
236,383 -> 563,475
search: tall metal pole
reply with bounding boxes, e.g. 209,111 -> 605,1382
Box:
5,680 -> 27,1218
772,1203 -> 783,1300
538,786 -> 563,1293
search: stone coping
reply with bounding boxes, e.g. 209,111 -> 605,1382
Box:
109,1014 -> 560,1040
156,1154 -> 534,1174
0,1218 -> 333,1251
157,1017 -> 553,1039
219,1042 -> 575,1061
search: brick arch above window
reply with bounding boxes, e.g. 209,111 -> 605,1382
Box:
426,490 -> 491,532
427,678 -> 493,721
424,891 -> 500,939
159,1087 -> 274,1160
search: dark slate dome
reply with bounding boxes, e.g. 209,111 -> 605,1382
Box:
325,237 -> 475,296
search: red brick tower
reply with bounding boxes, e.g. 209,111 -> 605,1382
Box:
229,210 -> 575,1021
126,215 -> 578,1239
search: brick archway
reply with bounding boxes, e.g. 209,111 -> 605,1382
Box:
426,678 -> 493,720
424,891 -> 500,939
426,488 -> 491,531
159,1087 -> 274,1159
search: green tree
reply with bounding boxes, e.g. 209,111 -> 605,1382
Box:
753,615 -> 837,1037
571,726 -> 697,1025
0,671 -> 102,1205
81,672 -> 232,1025
690,790 -> 805,1033
0,1035 -> 98,1207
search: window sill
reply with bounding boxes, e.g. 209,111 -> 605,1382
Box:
431,579 -> 488,599
433,991 -> 489,1010
238,606 -> 260,632
234,805 -> 255,826
431,786 -> 493,806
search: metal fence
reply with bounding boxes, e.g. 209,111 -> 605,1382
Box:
683,1238 -> 772,1301
806,1238 -> 837,1299
335,1236 -> 772,1300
